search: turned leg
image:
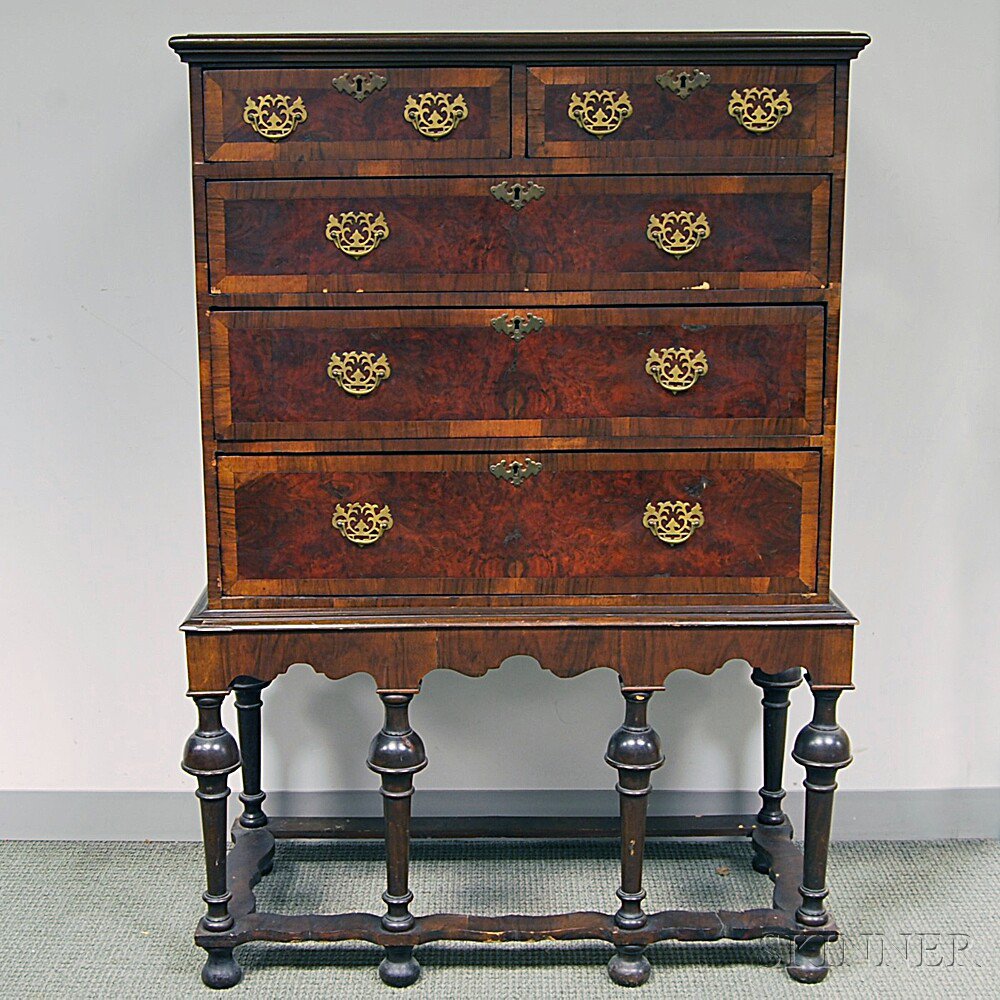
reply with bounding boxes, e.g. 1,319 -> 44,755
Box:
786,685 -> 852,983
750,667 -> 803,873
367,690 -> 427,987
182,693 -> 243,989
232,678 -> 270,831
604,687 -> 664,987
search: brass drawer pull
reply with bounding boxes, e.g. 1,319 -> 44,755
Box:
490,180 -> 545,211
332,71 -> 388,101
490,458 -> 542,486
645,347 -> 709,394
567,89 -> 633,137
325,211 -> 390,258
242,94 -> 307,140
643,501 -> 705,546
491,313 -> 544,342
327,351 -> 391,396
332,502 -> 393,546
403,91 -> 469,139
656,69 -> 711,99
727,87 -> 793,133
646,211 -> 711,258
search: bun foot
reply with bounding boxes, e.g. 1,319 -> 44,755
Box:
786,936 -> 829,984
608,945 -> 651,986
201,948 -> 243,989
379,946 -> 421,987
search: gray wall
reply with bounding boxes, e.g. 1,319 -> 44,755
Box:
1,2 -> 998,839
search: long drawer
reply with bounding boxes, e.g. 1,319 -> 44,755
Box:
211,305 -> 824,440
206,175 -> 830,294
203,67 -> 511,161
218,451 -> 820,598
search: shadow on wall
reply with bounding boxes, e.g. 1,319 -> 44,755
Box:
255,656 -> 764,799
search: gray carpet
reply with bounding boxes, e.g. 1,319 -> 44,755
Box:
0,837 -> 996,999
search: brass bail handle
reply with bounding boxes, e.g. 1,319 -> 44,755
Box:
642,500 -> 705,546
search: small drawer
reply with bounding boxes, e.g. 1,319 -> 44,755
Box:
202,68 -> 511,161
211,305 -> 824,441
218,450 -> 820,598
528,65 -> 834,158
207,174 -> 829,295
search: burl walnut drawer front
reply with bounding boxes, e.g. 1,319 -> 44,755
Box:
528,66 -> 834,158
218,451 -> 819,598
206,175 -> 830,295
203,68 -> 510,161
211,305 -> 824,441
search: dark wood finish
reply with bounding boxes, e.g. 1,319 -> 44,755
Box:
204,68 -> 510,162
231,678 -> 269,831
752,666 -> 803,829
261,812 -> 759,840
171,31 -> 866,991
195,818 -> 837,958
605,688 -> 663,985
212,305 -> 824,441
218,450 -> 820,598
787,684 -> 852,983
207,175 -> 830,295
182,592 -> 855,691
181,694 -> 243,988
367,692 -> 427,986
169,32 -> 871,66
528,65 -> 833,158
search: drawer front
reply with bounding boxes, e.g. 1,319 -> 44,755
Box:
219,451 -> 819,597
528,65 -> 834,158
208,175 -> 830,294
212,306 -> 824,440
203,68 -> 511,161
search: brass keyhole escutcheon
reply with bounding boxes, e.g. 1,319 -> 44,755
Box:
490,458 -> 542,486
491,313 -> 544,342
490,180 -> 546,210
656,68 -> 711,99
332,71 -> 388,102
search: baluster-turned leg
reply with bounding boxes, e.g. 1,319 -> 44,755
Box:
605,686 -> 664,987
750,667 -> 803,873
182,693 -> 242,989
232,678 -> 270,831
367,690 -> 427,987
787,684 -> 852,983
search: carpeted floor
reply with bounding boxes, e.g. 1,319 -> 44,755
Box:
0,837 -> 996,999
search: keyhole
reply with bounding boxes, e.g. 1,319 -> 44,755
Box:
512,318 -> 521,332
678,74 -> 689,89
354,76 -> 364,93
512,184 -> 522,201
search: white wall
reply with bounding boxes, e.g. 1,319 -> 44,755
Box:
2,3 -> 998,816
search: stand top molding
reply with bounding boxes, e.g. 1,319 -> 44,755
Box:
181,590 -> 857,635
168,31 -> 872,67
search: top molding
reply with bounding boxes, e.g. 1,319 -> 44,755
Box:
168,31 -> 871,67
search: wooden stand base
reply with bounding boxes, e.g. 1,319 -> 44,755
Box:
193,814 -> 836,983
181,594 -> 855,988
